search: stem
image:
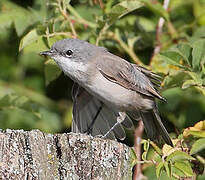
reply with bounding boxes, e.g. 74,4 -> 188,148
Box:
96,24 -> 109,46
133,120 -> 146,180
43,32 -> 72,38
105,31 -> 144,65
93,0 -> 104,9
67,4 -> 96,28
150,0 -> 170,64
167,21 -> 178,40
196,155 -> 205,165
58,1 -> 77,38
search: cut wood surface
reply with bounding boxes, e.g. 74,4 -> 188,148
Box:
0,129 -> 134,180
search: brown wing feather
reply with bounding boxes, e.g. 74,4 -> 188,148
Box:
97,53 -> 165,101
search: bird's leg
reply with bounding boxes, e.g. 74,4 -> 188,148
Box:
103,112 -> 126,138
103,122 -> 120,138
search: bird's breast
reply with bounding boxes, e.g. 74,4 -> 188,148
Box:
85,72 -> 135,110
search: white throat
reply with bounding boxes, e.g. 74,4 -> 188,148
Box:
54,56 -> 89,83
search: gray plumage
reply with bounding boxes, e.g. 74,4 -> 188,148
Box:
40,38 -> 173,146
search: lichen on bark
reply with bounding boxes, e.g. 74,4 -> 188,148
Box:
0,129 -> 134,180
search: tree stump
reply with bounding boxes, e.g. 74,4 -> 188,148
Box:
0,129 -> 135,180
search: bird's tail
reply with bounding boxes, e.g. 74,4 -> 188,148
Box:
131,107 -> 173,146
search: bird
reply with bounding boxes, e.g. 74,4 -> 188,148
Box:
40,38 -> 173,146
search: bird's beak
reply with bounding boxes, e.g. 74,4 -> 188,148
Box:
39,50 -> 55,57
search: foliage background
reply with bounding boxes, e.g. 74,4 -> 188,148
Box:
0,0 -> 205,179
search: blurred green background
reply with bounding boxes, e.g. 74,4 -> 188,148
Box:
0,0 -> 204,135
0,0 -> 205,179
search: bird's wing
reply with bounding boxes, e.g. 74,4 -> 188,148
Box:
97,53 -> 165,101
71,83 -> 133,140
96,54 -> 173,146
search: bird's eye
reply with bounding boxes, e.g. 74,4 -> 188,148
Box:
65,50 -> 73,56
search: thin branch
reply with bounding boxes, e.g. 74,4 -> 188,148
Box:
104,31 -> 144,65
150,0 -> 170,63
67,4 -> 96,28
58,1 -> 77,38
93,0 -> 104,9
43,32 -> 72,38
133,120 -> 146,180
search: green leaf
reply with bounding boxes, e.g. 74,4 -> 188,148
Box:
187,72 -> 203,84
98,0 -> 143,30
193,26 -> 205,39
33,0 -> 47,18
166,151 -> 195,162
159,51 -> 187,69
0,0 -> 36,36
163,71 -> 188,88
130,148 -> 138,167
188,130 -> 205,138
19,29 -> 41,51
0,80 -> 56,109
172,166 -> 187,178
143,139 -> 150,151
185,72 -> 204,94
66,4 -> 96,28
150,141 -> 162,155
183,121 -> 205,137
0,93 -> 38,112
192,39 -> 205,70
140,0 -> 169,21
0,106 -> 39,130
44,59 -> 62,86
142,140 -> 150,160
0,92 -> 61,132
156,161 -> 164,178
14,13 -> 33,36
109,0 -> 143,20
193,0 -> 205,25
127,36 -> 140,49
195,86 -> 205,97
174,161 -> 194,177
137,17 -> 156,32
164,161 -> 171,177
176,43 -> 192,66
0,12 -> 13,30
190,138 -> 205,155
182,80 -> 196,89
23,35 -> 48,54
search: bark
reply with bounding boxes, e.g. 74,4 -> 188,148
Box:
0,129 -> 135,180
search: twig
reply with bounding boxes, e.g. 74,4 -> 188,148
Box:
150,0 -> 170,63
43,32 -> 72,38
58,1 -> 77,38
66,4 -> 96,28
133,120 -> 146,180
104,31 -> 144,65
93,0 -> 104,9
